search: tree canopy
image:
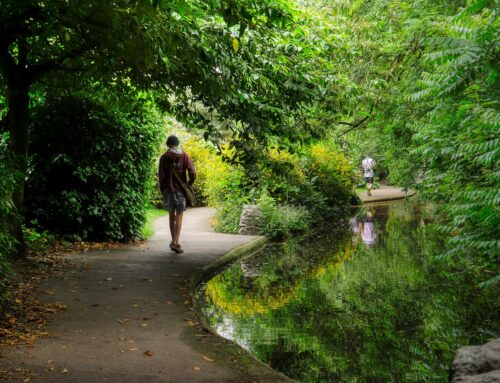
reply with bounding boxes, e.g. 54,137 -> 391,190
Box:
0,0 -> 498,283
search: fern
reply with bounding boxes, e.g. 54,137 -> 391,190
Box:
408,1 -> 500,286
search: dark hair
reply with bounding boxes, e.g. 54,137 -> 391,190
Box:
166,135 -> 179,147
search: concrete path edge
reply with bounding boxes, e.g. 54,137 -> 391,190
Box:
189,235 -> 268,290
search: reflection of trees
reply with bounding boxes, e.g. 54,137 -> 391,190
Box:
202,202 -> 500,383
205,228 -> 353,316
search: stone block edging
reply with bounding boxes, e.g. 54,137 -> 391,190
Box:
189,235 -> 268,290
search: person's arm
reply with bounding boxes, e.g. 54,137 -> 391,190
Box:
159,155 -> 166,194
186,154 -> 196,185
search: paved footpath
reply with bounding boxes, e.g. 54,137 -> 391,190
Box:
358,184 -> 415,204
0,208 -> 291,383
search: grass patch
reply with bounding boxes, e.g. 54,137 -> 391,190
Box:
142,207 -> 167,239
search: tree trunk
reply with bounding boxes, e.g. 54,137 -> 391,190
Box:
7,81 -> 29,258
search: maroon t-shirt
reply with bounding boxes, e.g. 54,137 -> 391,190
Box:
158,150 -> 196,194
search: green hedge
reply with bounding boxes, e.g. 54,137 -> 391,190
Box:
26,96 -> 163,241
0,132 -> 16,299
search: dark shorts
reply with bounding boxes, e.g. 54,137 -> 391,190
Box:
163,191 -> 186,213
364,177 -> 374,184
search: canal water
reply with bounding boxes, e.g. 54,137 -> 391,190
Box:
197,201 -> 499,383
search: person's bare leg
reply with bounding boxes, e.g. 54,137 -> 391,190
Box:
367,182 -> 372,196
169,212 -> 176,245
174,212 -> 183,245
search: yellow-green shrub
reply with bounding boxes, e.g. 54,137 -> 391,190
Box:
261,148 -> 309,203
307,142 -> 356,205
183,137 -> 233,206
183,138 -> 248,232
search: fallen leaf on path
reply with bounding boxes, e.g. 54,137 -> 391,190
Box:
183,320 -> 197,327
164,301 -> 174,305
104,277 -> 112,281
62,368 -> 69,374
117,319 -> 130,325
144,351 -> 153,357
193,366 -> 200,371
203,356 -> 215,362
139,323 -> 148,327
128,347 -> 139,351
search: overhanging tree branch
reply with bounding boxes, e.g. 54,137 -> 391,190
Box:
0,5 -> 44,43
27,44 -> 91,82
336,107 -> 373,138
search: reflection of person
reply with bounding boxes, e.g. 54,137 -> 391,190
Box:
359,210 -> 376,246
362,155 -> 376,196
354,209 -> 376,246
159,135 -> 196,253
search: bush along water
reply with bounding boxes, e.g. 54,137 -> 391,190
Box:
178,134 -> 356,239
26,96 -> 163,242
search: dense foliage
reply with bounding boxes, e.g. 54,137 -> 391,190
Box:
26,96 -> 163,241
407,4 -> 499,284
294,0 -> 499,284
0,132 -> 16,285
0,0 -> 496,283
0,0 -> 322,256
177,132 -> 355,238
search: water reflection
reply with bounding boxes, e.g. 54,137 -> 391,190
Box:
351,208 -> 376,246
199,201 -> 500,383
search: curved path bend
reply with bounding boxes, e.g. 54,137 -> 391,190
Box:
0,208 -> 291,383
357,184 -> 415,204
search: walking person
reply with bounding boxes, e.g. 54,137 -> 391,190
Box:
362,155 -> 376,197
159,135 -> 196,253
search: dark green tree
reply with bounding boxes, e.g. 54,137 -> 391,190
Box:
0,0 -> 318,256
0,0 -> 168,254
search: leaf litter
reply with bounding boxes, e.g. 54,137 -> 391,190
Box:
0,241 -> 131,381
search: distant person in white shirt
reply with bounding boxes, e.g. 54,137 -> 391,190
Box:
362,155 -> 376,196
